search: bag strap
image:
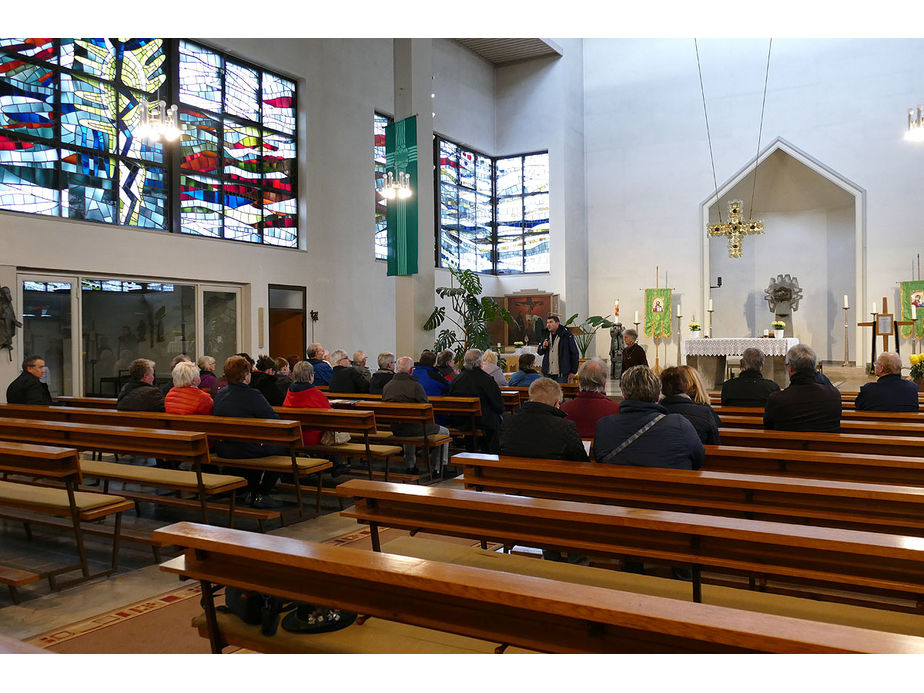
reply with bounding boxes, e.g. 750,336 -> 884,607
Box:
599,414 -> 666,463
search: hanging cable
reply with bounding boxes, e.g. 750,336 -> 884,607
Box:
747,39 -> 773,220
695,39 -> 722,224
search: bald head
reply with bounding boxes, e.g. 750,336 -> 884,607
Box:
577,358 -> 608,393
396,356 -> 415,373
876,352 -> 902,376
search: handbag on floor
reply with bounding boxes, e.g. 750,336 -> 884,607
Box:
320,430 -> 352,445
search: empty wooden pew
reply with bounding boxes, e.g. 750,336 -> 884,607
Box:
716,428 -> 924,460
153,520 -> 924,653
718,416 -> 924,437
713,405 -> 924,423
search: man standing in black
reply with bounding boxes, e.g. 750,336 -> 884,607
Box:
764,343 -> 841,431
537,315 -> 579,384
6,354 -> 52,405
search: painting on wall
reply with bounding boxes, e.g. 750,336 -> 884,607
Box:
505,293 -> 558,346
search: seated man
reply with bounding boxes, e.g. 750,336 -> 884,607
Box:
250,355 -> 286,406
327,349 -> 370,393
352,350 -> 372,382
306,343 -> 333,386
448,348 -> 506,454
213,356 -> 287,509
720,347 -> 781,406
117,358 -> 165,412
660,366 -> 721,445
413,350 -> 451,397
594,365 -> 704,470
561,358 -> 620,437
764,343 -> 841,432
500,377 -> 588,461
6,354 -> 52,405
855,352 -> 920,412
165,361 -> 213,415
382,356 -> 450,476
369,352 -> 396,394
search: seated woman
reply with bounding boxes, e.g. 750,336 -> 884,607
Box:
196,355 -> 219,394
480,350 -> 509,387
412,350 -> 450,397
659,366 -> 721,445
281,361 -> 330,446
436,349 -> 458,382
507,353 -> 542,387
165,361 -> 213,415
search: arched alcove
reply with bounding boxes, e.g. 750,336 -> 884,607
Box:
701,139 -> 865,364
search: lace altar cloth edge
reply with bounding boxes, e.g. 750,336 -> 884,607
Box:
681,337 -> 800,357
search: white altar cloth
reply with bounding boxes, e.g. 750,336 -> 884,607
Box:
682,337 -> 799,358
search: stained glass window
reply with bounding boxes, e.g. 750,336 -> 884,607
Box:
0,38 -> 298,248
374,112 -> 392,260
435,136 -> 548,274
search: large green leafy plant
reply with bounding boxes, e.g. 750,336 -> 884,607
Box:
564,313 -> 616,358
423,268 -> 513,364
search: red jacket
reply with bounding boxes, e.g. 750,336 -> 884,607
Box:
560,391 -> 620,438
282,384 -> 331,445
165,386 -> 213,415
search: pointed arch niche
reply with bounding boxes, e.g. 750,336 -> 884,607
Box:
700,139 -> 866,364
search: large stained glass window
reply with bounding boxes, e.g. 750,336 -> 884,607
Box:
374,112 -> 392,260
435,136 -> 548,274
0,38 -> 298,249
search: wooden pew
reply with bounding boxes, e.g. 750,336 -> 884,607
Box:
337,479 -> 924,612
0,564 -> 40,604
719,416 -> 924,437
0,404 -> 328,519
506,383 -> 580,403
717,428 -> 924,459
714,405 -> 924,423
501,390 -> 521,411
452,452 -> 924,537
54,396 -> 117,409
153,520 -> 924,653
0,442 -> 133,590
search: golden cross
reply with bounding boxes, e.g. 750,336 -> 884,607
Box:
708,200 -> 764,258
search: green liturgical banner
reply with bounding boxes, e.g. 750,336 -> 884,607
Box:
901,280 -> 924,338
644,288 -> 672,338
386,115 -> 418,276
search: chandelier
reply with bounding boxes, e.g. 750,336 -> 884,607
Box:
379,169 -> 412,200
905,105 -> 924,142
135,98 -> 182,142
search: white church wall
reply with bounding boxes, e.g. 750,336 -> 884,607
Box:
584,38 -> 924,366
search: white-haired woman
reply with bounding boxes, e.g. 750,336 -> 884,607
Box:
480,350 -> 509,387
165,361 -> 213,415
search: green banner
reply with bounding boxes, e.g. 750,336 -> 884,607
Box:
386,115 -> 418,276
644,288 -> 672,338
901,280 -> 924,338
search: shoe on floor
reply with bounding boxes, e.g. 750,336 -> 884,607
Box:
250,493 -> 284,509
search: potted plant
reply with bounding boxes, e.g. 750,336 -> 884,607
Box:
688,321 -> 702,338
512,341 -> 524,353
772,320 -> 786,339
910,353 -> 924,392
563,313 -> 616,359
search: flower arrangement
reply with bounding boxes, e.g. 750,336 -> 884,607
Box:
689,321 -> 702,332
513,341 -> 524,347
910,353 -> 924,380
771,320 -> 786,329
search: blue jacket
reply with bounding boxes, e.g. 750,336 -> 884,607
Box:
508,369 -> 542,387
593,400 -> 704,470
212,382 -> 282,458
412,365 -> 450,397
855,373 -> 920,412
308,358 -> 333,386
537,325 -> 580,378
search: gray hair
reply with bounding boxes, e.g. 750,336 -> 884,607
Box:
785,343 -> 817,374
620,365 -> 661,402
377,352 -> 395,370
329,349 -> 348,364
623,328 -> 638,339
740,347 -> 765,373
577,358 -> 608,392
482,350 -> 498,365
463,348 -> 483,370
528,377 -> 562,406
306,343 -> 324,359
396,356 -> 415,373
292,360 -> 315,383
877,352 -> 902,375
352,350 -> 366,364
197,355 -> 216,372
172,360 -> 200,388
171,354 -> 191,368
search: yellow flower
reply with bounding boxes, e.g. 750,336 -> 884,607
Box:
911,354 -> 921,366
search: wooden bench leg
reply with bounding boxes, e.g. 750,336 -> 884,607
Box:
8,585 -> 21,604
370,522 -> 381,552
199,577 -> 224,654
692,564 -> 702,603
110,513 -> 123,573
315,473 -> 323,516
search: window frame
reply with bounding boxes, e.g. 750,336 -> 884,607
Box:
373,111 -> 393,261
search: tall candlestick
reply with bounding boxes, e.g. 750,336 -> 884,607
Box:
676,303 -> 681,318
708,299 -> 713,312
843,294 -> 849,309
842,305 -> 850,367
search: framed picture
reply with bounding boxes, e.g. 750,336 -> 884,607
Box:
876,314 -> 894,336
485,296 -> 508,349
505,293 -> 559,347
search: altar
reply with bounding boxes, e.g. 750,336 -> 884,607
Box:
682,337 -> 799,389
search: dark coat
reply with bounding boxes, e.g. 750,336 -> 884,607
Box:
412,365 -> 450,397
594,400 -> 704,470
720,369 -> 781,407
855,373 -> 920,412
537,325 -> 580,378
6,370 -> 52,405
250,370 -> 285,406
212,383 -> 281,458
660,394 -> 722,445
382,372 -> 438,436
620,343 -> 648,374
117,379 -> 165,412
308,358 -> 333,386
328,365 -> 370,394
449,367 -> 506,452
763,371 -> 841,432
560,391 -> 620,438
500,400 -> 589,462
507,369 -> 542,387
369,369 -> 395,394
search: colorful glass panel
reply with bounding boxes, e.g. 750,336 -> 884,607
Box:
524,153 -> 549,194
0,55 -> 56,139
496,157 -> 522,197
524,193 -> 549,231
60,39 -> 117,80
223,182 -> 261,242
179,109 -> 220,174
459,148 -> 475,188
524,232 -> 550,273
223,120 -> 261,182
262,72 -> 295,134
119,160 -> 166,228
61,149 -> 116,222
61,73 -> 118,153
180,173 -> 222,238
225,62 -> 259,121
117,88 -> 164,163
475,155 -> 492,195
374,113 -> 390,260
439,139 -> 458,185
459,189 -> 476,234
440,185 -> 459,229
179,41 -> 222,111
262,190 -> 297,248
0,39 -> 56,62
262,131 -> 294,193
496,236 -> 524,274
116,39 -> 166,94
0,135 -> 58,215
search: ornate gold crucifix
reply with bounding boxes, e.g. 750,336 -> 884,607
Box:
707,199 -> 764,258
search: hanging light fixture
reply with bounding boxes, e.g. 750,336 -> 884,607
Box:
905,105 -> 924,142
380,169 -> 412,200
135,97 -> 182,142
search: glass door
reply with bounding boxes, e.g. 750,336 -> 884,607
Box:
19,276 -> 77,398
200,286 -> 241,374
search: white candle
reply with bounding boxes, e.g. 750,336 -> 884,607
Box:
708,299 -> 713,311
676,303 -> 681,317
872,302 -> 877,314
913,305 -> 918,320
763,329 -> 769,336
843,294 -> 849,309
634,311 -> 639,323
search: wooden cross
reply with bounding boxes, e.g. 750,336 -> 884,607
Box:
858,297 -> 915,371
708,200 -> 764,258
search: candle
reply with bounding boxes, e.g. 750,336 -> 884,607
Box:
676,303 -> 681,317
872,302 -> 877,314
634,311 -> 639,323
708,299 -> 714,312
913,304 -> 918,320
763,329 -> 769,336
843,294 -> 849,309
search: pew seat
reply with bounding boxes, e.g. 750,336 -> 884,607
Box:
0,564 -> 40,604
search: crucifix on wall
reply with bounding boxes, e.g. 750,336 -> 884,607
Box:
708,199 -> 765,258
